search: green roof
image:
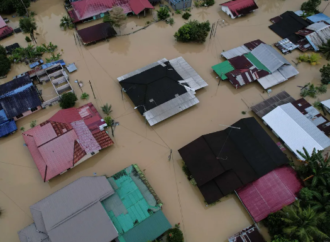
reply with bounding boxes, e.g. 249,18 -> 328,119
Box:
121,210 -> 171,242
211,61 -> 235,80
244,53 -> 270,73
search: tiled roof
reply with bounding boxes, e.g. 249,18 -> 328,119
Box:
74,140 -> 87,164
93,130 -> 114,149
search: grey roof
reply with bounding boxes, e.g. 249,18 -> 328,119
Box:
278,64 -> 299,79
307,22 -> 329,31
221,45 -> 250,59
251,44 -> 290,73
18,224 -> 50,242
19,176 -> 118,242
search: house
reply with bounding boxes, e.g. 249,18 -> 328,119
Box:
321,99 -> 330,114
0,15 -> 13,40
0,109 -> 17,138
18,165 -> 171,242
302,22 -> 330,51
228,226 -> 265,242
22,103 -> 114,182
213,42 -> 298,89
220,0 -> 258,19
77,22 -> 117,45
5,43 -> 20,55
237,166 -> 302,222
0,74 -> 42,121
178,117 -> 289,204
118,57 -> 208,126
262,103 -> 330,160
307,13 -> 330,24
166,0 -> 192,11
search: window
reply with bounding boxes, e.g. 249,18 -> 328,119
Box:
31,107 -> 38,112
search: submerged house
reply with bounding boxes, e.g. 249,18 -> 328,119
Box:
228,226 -> 265,242
237,166 -> 302,222
0,15 -> 13,40
18,165 -> 171,242
77,22 -> 117,45
213,42 -> 298,89
118,57 -> 208,126
178,117 -> 289,204
262,103 -> 330,160
297,21 -> 330,51
220,0 -> 258,19
22,103 -> 114,182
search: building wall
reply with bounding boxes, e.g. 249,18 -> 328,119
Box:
221,6 -> 235,19
13,106 -> 42,121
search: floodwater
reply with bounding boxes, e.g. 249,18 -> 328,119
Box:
1,0 -> 330,241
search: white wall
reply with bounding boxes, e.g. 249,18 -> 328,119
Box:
221,6 -> 235,19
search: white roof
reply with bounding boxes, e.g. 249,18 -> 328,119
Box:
221,45 -> 250,59
257,71 -> 287,89
263,103 -> 330,159
307,22 -> 329,31
321,99 -> 330,109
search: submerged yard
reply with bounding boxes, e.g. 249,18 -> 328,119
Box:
1,0 -> 330,241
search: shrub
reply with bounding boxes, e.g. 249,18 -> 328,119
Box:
299,187 -> 314,201
104,116 -> 112,127
25,36 -> 31,42
30,120 -> 36,128
263,212 -> 284,238
271,235 -> 299,242
59,92 -> 77,109
157,7 -> 170,20
204,0 -> 215,6
317,84 -> 327,94
0,45 -> 6,56
174,20 -> 211,43
313,101 -> 322,110
182,12 -> 191,20
101,103 -> 112,116
0,55 -> 11,76
298,53 -> 321,65
320,64 -> 330,84
182,164 -> 192,179
175,9 -> 182,14
169,18 -> 174,26
20,127 -> 25,132
80,92 -> 89,100
301,0 -> 321,13
194,1 -> 203,8
167,224 -> 184,242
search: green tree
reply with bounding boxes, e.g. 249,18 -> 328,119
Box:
157,7 -> 170,20
30,120 -> 36,128
108,7 -> 127,28
59,92 -> 77,109
319,39 -> 330,61
19,17 -> 37,44
320,64 -> 330,84
0,0 -> 30,15
174,20 -> 211,43
0,55 -> 11,76
280,201 -> 328,242
271,235 -> 298,242
60,16 -> 74,30
0,45 -> 6,56
301,0 -> 321,13
167,224 -> 184,242
101,103 -> 112,116
263,212 -> 285,238
297,148 -> 330,187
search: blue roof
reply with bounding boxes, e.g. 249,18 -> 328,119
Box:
0,109 -> 8,123
0,119 -> 17,137
307,13 -> 330,23
41,59 -> 65,69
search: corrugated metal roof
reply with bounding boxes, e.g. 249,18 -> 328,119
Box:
221,45 -> 250,59
0,119 -> 17,137
18,223 -> 50,242
244,52 -> 270,73
257,71 -> 287,89
306,24 -> 330,51
212,61 -> 235,80
78,22 -> 117,45
263,103 -> 330,159
122,210 -> 171,242
307,13 -> 330,23
321,99 -> 330,109
278,64 -> 299,79
307,22 -> 329,31
129,0 -> 154,15
220,0 -> 258,17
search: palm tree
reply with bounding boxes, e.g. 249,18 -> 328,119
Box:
101,104 -> 112,116
307,188 -> 330,212
19,17 -> 37,44
60,16 -> 74,31
319,39 -> 330,60
281,201 -> 328,242
297,148 -> 330,187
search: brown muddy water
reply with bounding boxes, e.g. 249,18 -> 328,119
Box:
1,0 -> 330,241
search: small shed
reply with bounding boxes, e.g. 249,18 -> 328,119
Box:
166,0 -> 192,11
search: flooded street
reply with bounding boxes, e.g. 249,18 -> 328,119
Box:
1,0 -> 330,241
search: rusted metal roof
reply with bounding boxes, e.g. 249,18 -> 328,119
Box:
77,22 -> 117,45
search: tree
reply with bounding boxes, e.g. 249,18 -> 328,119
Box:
319,39 -> 330,60
271,235 -> 298,242
297,148 -> 330,187
174,20 -> 211,43
167,224 -> 184,242
0,55 -> 11,76
0,45 -> 6,56
157,7 -> 170,20
30,120 -> 36,128
280,201 -> 328,242
108,7 -> 126,28
263,212 -> 285,238
19,17 -> 37,44
59,92 -> 77,109
0,0 -> 30,15
101,103 -> 112,116
60,16 -> 74,30
301,0 -> 321,13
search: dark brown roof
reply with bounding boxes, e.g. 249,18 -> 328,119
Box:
77,22 -> 117,45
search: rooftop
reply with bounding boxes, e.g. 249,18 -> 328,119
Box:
77,22 -> 117,45
220,0 -> 258,17
228,226 -> 266,242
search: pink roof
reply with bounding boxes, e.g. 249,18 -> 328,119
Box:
0,16 -> 6,29
0,26 -> 13,39
237,166 -> 302,222
22,103 -> 113,182
129,0 -> 154,15
220,0 -> 258,17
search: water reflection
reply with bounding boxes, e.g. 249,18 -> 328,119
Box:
108,36 -> 131,55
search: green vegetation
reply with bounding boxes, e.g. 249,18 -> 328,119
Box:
297,53 -> 321,65
241,111 -> 246,115
0,45 -> 5,56
104,116 -> 112,127
30,120 -> 36,128
168,18 -> 174,26
182,12 -> 191,20
60,16 -> 74,30
301,0 -> 321,14
25,36 -> 31,42
46,52 -> 62,63
313,101 -> 322,110
0,55 -> 11,77
0,0 -> 30,16
80,92 -> 89,100
204,0 -> 215,6
20,127 -> 25,132
175,9 -> 182,14
264,148 -> 330,241
19,17 -> 37,44
182,164 -> 192,180
101,103 -> 112,116
300,83 -> 327,98
167,224 -> 184,242
157,7 -> 170,20
319,39 -> 330,60
174,20 -> 211,43
108,6 -> 127,28
320,64 -> 330,84
59,92 -> 77,109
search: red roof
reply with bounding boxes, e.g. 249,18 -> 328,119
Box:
237,166 -> 302,222
220,0 -> 258,17
129,0 -> 154,15
0,26 -> 13,39
23,103 -> 113,182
